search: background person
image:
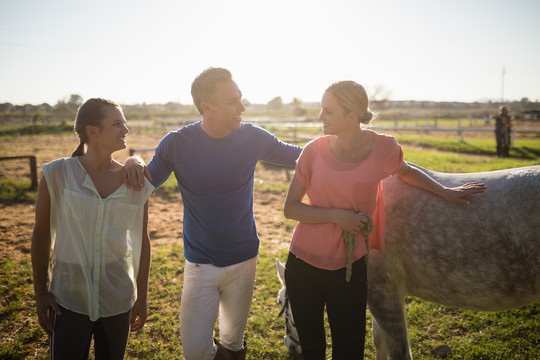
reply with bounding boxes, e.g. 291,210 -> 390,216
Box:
124,67 -> 302,360
31,98 -> 153,359
283,81 -> 486,360
492,105 -> 512,157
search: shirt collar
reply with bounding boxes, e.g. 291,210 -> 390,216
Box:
82,173 -> 128,199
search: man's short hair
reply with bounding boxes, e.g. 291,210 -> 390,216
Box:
191,67 -> 233,115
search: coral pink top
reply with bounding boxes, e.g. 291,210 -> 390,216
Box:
289,133 -> 403,270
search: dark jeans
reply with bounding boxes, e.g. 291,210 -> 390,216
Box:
49,305 -> 131,360
495,128 -> 510,157
284,252 -> 367,360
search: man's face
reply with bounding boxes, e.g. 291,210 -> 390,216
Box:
206,80 -> 246,132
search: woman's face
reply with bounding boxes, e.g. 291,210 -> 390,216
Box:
95,107 -> 129,152
318,91 -> 350,135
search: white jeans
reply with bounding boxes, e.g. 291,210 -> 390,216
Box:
179,256 -> 257,360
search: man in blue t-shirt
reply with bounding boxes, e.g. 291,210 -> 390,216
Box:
125,67 -> 301,360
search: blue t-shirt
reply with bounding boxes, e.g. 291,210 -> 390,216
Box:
148,122 -> 302,266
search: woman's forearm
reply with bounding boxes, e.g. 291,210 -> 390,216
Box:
137,203 -> 151,300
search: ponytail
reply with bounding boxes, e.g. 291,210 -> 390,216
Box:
71,140 -> 85,157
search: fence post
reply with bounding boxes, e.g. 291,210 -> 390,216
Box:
29,156 -> 38,190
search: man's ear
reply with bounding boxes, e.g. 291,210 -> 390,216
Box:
201,101 -> 212,116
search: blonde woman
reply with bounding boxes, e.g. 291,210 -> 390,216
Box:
283,81 -> 486,359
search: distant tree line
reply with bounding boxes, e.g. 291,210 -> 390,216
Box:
1,94 -> 538,126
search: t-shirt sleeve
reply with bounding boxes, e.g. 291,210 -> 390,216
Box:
381,136 -> 404,176
294,140 -> 316,188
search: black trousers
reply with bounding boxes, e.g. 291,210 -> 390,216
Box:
495,128 -> 510,157
49,305 -> 131,360
284,252 -> 367,360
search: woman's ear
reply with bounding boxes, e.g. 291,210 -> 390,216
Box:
85,125 -> 100,139
348,110 -> 360,123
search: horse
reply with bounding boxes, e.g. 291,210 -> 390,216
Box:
277,165 -> 540,359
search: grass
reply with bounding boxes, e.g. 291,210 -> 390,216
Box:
0,258 -> 47,359
405,300 -> 539,359
153,175 -> 179,199
125,243 -> 184,359
0,179 -> 37,203
396,135 -> 540,159
2,246 -> 538,359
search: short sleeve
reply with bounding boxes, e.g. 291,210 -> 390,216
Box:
42,162 -> 54,200
294,139 -> 317,188
380,135 -> 403,176
42,158 -> 67,201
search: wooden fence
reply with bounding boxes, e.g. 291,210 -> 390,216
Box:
128,118 -> 540,155
0,155 -> 38,189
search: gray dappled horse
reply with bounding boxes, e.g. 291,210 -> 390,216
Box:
277,165 -> 540,359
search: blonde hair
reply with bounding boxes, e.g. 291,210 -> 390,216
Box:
191,67 -> 233,115
325,81 -> 375,125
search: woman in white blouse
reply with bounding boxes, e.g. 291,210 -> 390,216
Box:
31,98 -> 154,359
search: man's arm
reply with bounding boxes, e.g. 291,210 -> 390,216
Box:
263,136 -> 302,167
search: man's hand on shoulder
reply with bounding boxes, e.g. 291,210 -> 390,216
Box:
124,156 -> 153,191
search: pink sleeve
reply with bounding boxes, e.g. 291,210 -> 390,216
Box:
295,141 -> 315,188
382,136 -> 404,176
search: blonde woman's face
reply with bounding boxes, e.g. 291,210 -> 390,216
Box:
318,92 -> 350,135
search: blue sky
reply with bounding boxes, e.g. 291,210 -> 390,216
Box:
1,0 -> 539,105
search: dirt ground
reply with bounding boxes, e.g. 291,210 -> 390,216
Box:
0,132 -> 295,263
